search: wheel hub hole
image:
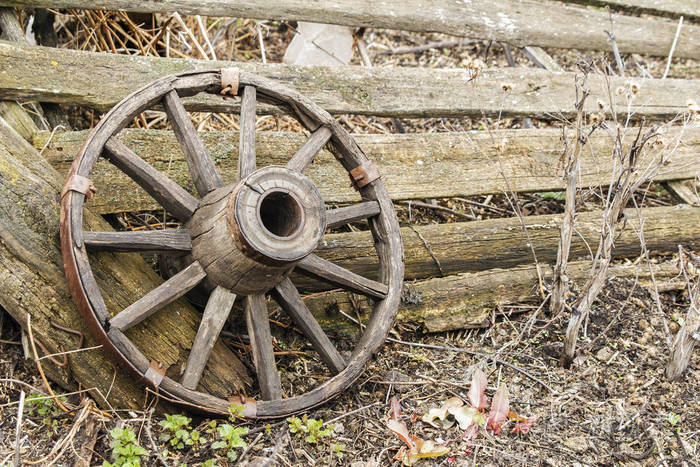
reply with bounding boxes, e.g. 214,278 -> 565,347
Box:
258,190 -> 304,239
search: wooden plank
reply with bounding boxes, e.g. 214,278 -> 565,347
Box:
1,1 -> 698,58
666,179 -> 700,206
287,126 -> 332,173
326,201 -> 381,229
181,286 -> 236,390
4,42 -> 700,119
272,278 -> 346,374
290,260 -> 687,336
103,137 -> 199,220
83,229 -> 192,252
37,127 -> 700,214
555,0 -> 699,20
297,253 -> 389,299
290,205 -> 700,290
163,89 -> 223,196
245,294 -> 282,401
238,85 -> 257,180
109,261 -> 206,331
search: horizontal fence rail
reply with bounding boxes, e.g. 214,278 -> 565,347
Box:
0,1 -> 698,58
2,42 -> 700,120
36,127 -> 700,213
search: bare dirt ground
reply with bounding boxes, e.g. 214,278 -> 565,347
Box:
1,9 -> 699,466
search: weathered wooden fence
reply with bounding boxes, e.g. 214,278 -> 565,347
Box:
0,0 -> 697,409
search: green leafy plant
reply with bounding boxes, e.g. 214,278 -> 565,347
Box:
286,415 -> 334,444
25,393 -> 66,430
103,427 -> 148,467
159,414 -> 193,450
211,424 -> 248,462
332,443 -> 344,459
668,413 -> 681,427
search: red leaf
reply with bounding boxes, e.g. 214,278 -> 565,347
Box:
487,384 -> 509,434
468,368 -> 488,409
512,418 -> 535,435
388,418 -> 414,451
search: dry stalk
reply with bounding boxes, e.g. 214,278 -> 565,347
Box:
666,247 -> 699,380
550,70 -> 590,316
561,115 -> 669,367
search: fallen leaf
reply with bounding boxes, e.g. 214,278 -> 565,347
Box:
448,405 -> 480,430
421,397 -> 463,429
487,384 -> 509,434
391,396 -> 402,420
388,418 -> 414,451
407,439 -> 450,465
468,368 -> 488,409
511,417 -> 535,435
463,422 -> 479,442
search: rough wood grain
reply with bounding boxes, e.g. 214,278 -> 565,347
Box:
289,260 -> 687,336
181,286 -> 236,390
103,137 -> 199,220
245,294 -> 282,401
1,1 -> 698,57
326,201 -> 381,229
36,127 -> 700,214
0,115 -> 249,412
163,89 -> 223,196
556,0 -> 699,19
290,205 -> 700,290
272,278 -> 346,374
83,229 -> 192,253
238,85 -> 257,180
109,261 -> 206,331
297,254 -> 389,299
4,42 -> 700,119
287,126 -> 332,173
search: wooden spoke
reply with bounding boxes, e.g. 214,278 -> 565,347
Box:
245,294 -> 281,400
273,278 -> 346,374
286,126 -> 332,172
326,201 -> 381,229
84,229 -> 191,253
296,254 -> 388,299
238,85 -> 257,180
181,286 -> 236,390
163,89 -> 223,196
104,138 -> 198,220
109,261 -> 206,332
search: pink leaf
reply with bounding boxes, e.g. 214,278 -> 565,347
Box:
387,418 -> 414,451
487,384 -> 509,434
512,418 -> 535,435
468,368 -> 488,409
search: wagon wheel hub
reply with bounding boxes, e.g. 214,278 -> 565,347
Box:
190,166 -> 326,295
61,69 -> 403,418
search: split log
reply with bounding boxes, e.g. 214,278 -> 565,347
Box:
35,127 -> 700,213
3,41 -> 700,119
1,0 -> 699,58
295,205 -> 700,290
666,281 -> 699,381
290,260 -> 687,337
556,0 -> 699,20
0,116 -> 249,411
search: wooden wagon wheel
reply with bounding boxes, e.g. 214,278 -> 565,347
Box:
60,69 -> 403,418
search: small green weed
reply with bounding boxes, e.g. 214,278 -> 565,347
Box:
286,415 -> 334,444
25,393 -> 66,431
103,427 -> 148,467
211,424 -> 248,462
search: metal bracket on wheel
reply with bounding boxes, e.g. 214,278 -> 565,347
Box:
61,174 -> 96,200
144,360 -> 166,387
350,161 -> 381,189
220,68 -> 240,96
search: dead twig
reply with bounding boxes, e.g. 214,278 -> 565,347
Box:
13,390 -> 25,467
662,16 -> 684,79
551,69 -> 590,316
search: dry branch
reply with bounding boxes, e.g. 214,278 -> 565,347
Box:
3,41 -> 700,119
1,0 -> 699,58
666,249 -> 699,381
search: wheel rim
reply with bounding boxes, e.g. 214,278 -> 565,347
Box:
60,69 -> 404,418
